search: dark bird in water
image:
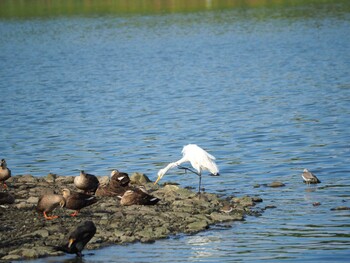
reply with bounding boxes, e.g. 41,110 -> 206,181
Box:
74,170 -> 99,194
0,159 -> 11,189
96,170 -> 131,197
118,189 -> 160,206
62,188 -> 98,217
301,169 -> 321,184
54,220 -> 96,257
155,144 -> 219,193
36,194 -> 65,220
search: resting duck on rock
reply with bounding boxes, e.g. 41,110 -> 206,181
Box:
74,170 -> 99,194
96,170 -> 131,197
62,188 -> 98,217
0,159 -> 11,189
118,189 -> 160,206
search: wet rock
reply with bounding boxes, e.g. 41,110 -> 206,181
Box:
130,172 -> 151,185
252,197 -> 263,203
17,174 -> 38,183
186,220 -> 209,232
232,196 -> 254,207
330,206 -> 350,211
267,181 -> 285,188
27,196 -> 39,204
46,173 -> 57,183
263,205 -> 277,210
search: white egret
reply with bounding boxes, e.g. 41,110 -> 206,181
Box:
154,144 -> 219,193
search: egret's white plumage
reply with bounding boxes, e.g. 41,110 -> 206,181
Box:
155,144 -> 219,193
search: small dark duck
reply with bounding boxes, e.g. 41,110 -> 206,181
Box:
301,169 -> 321,184
54,220 -> 96,257
96,170 -> 131,197
62,188 -> 98,216
110,170 -> 130,187
36,194 -> 65,220
119,189 -> 160,206
74,170 -> 99,194
0,159 -> 11,189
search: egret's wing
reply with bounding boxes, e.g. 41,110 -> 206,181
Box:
182,144 -> 219,174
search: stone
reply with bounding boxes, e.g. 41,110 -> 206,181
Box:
46,173 -> 57,182
17,174 -> 37,183
330,206 -> 350,211
130,172 -> 151,185
267,181 -> 285,188
33,229 -> 49,238
186,220 -> 209,232
27,196 -> 39,204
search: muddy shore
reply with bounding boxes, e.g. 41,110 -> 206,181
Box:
0,173 -> 264,261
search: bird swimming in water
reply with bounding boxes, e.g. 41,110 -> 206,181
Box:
74,170 -> 99,194
36,194 -> 65,220
0,159 -> 11,189
155,144 -> 219,193
54,220 -> 96,257
301,169 -> 321,184
118,189 -> 160,206
62,188 -> 98,217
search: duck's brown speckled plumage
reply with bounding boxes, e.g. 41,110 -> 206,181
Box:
0,159 -> 11,189
96,170 -> 131,197
74,170 -> 99,194
36,194 -> 65,220
119,189 -> 160,206
62,188 -> 98,216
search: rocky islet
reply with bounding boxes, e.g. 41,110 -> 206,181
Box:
0,173 -> 263,261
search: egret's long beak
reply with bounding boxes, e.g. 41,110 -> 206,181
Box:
154,176 -> 161,185
68,238 -> 75,248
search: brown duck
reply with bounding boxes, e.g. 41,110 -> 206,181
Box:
36,194 -> 65,220
119,189 -> 160,206
74,170 -> 99,194
54,220 -> 96,257
62,188 -> 98,216
96,170 -> 131,197
0,159 -> 11,189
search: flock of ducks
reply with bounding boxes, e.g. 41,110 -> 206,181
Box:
34,169 -> 161,220
0,146 -> 322,257
0,159 -> 161,257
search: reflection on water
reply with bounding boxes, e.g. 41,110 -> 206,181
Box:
0,0 -> 350,18
2,0 -> 350,262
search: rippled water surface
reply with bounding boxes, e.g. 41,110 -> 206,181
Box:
1,1 -> 350,262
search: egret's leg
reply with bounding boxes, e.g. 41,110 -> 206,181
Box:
198,172 -> 202,194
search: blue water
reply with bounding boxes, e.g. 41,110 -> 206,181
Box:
1,3 -> 350,262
